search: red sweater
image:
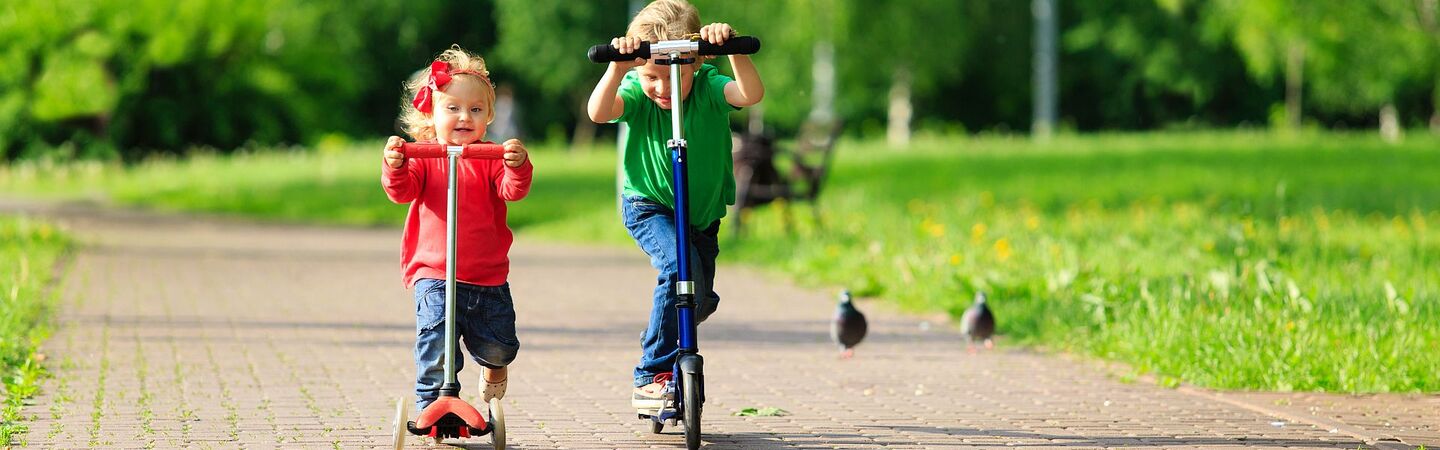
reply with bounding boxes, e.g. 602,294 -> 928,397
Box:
381,150 -> 533,288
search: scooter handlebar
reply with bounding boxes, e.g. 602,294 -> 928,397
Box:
397,143 -> 505,159
699,36 -> 761,57
587,36 -> 761,63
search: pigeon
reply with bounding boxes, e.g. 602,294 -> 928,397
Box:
830,290 -> 868,359
959,291 -> 995,353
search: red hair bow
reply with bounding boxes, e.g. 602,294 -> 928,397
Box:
412,61 -> 453,113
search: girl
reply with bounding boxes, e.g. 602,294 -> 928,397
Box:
381,45 -> 532,413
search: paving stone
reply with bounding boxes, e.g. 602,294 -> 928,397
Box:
5,201 -> 1433,449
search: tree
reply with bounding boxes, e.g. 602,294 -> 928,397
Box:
1061,0 -> 1262,129
492,0 -> 628,148
836,0 -> 970,148
1205,0 -> 1323,131
1209,0 -> 1437,139
692,0 -> 832,133
0,0 -> 463,160
1304,2 -> 1433,141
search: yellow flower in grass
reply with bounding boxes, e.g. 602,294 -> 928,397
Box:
994,238 -> 1012,262
949,254 -> 962,266
1392,216 -> 1410,236
921,218 -> 945,238
971,223 -> 987,243
1025,215 -> 1040,230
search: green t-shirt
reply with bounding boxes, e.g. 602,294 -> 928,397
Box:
613,64 -> 737,227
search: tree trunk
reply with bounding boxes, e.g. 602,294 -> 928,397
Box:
1433,78 -> 1440,135
809,40 -> 836,125
887,66 -> 912,149
571,117 -> 596,151
1424,0 -> 1438,134
571,95 -> 596,151
1284,42 -> 1305,131
1380,103 -> 1402,143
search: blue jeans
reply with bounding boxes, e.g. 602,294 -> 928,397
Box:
621,195 -> 721,388
413,278 -> 520,411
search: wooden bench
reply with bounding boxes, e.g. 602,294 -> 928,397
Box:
730,119 -> 842,237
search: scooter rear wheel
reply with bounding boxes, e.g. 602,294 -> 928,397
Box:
489,397 -> 506,449
391,398 -> 408,450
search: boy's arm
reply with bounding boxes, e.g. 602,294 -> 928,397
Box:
587,63 -> 630,123
723,55 -> 764,107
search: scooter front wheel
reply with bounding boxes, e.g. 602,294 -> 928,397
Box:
489,397 -> 506,450
681,371 -> 702,450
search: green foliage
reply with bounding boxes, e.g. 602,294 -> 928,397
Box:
0,0 -> 491,160
1063,0 -> 1267,128
493,0 -> 626,105
733,407 -> 789,417
1206,0 -> 1440,117
4,0 -> 1440,159
0,217 -> 69,445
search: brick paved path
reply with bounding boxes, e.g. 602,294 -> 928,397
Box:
9,202 -> 1435,449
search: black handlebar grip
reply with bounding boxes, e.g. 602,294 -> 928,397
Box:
587,42 -> 652,63
698,36 -> 761,56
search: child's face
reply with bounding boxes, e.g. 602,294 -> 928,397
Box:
635,59 -> 696,110
431,76 -> 492,145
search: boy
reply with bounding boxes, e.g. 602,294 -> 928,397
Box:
585,0 -> 764,410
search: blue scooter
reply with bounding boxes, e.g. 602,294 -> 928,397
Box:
588,35 -> 761,450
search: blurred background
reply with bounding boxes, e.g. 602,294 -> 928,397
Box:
2,0 -> 1438,159
1,0 -> 1437,398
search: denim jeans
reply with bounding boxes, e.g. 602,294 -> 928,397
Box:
621,195 -> 721,388
413,278 -> 519,411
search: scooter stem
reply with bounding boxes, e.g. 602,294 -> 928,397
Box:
443,151 -> 460,390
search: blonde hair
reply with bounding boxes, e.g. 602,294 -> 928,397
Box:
399,45 -> 496,142
627,0 -> 701,42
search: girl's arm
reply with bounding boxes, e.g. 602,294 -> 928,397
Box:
494,139 -> 533,202
724,54 -> 764,108
381,136 -> 425,203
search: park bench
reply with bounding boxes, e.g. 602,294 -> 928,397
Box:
730,119 -> 842,237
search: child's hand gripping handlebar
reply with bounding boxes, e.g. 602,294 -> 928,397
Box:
398,143 -> 505,159
587,36 -> 761,63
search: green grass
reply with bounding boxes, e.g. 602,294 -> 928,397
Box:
2,131 -> 1437,392
0,143 -> 624,240
731,131 -> 1440,393
0,217 -> 70,445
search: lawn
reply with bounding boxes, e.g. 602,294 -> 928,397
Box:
2,131 -> 1436,392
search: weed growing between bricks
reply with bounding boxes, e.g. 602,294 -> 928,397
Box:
0,217 -> 69,446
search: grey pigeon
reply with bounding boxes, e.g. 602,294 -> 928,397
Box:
959,291 -> 995,352
830,290 -> 867,359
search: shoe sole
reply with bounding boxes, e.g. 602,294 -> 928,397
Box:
631,398 -> 665,410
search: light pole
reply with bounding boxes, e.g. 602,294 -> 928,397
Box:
1032,0 -> 1057,140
